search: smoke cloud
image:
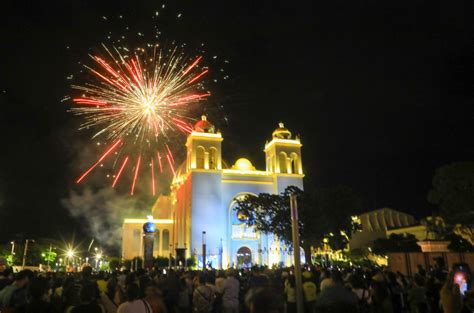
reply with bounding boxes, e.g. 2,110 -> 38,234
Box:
61,187 -> 151,249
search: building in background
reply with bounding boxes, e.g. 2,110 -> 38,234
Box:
350,208 -> 417,250
122,196 -> 174,261
122,117 -> 304,268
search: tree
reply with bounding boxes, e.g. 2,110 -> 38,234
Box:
234,185 -> 363,263
344,247 -> 375,267
154,256 -> 171,268
108,257 -> 121,270
372,233 -> 421,255
420,215 -> 448,240
0,243 -> 17,266
41,250 -> 57,265
446,233 -> 474,252
428,162 -> 474,241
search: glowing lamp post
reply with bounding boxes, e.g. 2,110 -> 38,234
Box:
66,250 -> 74,268
202,231 -> 206,270
142,216 -> 156,270
22,239 -> 34,269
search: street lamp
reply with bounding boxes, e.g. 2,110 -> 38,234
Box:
202,231 -> 206,270
46,244 -> 53,268
22,239 -> 34,269
66,249 -> 75,268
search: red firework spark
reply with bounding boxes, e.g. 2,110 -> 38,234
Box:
72,44 -> 209,193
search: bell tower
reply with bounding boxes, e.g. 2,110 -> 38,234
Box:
265,122 -> 304,192
185,115 -> 224,265
185,115 -> 223,171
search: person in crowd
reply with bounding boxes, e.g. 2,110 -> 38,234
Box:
162,269 -> 181,313
347,272 -> 371,313
49,275 -> 64,312
284,275 -> 297,313
144,284 -> 168,313
96,272 -> 108,295
177,276 -> 191,313
0,268 -> 14,291
193,273 -> 215,313
215,271 -> 226,292
407,274 -> 429,313
69,283 -> 106,313
113,273 -> 127,306
247,287 -> 284,313
0,269 -> 33,309
117,283 -> 153,313
370,278 -> 393,313
426,271 -> 445,313
67,266 -> 101,308
385,271 -> 405,312
244,268 -> 269,311
23,276 -> 55,313
440,271 -> 462,313
315,270 -> 359,312
221,269 -> 240,313
302,271 -> 317,313
214,271 -> 226,313
319,269 -> 334,292
418,265 -> 427,278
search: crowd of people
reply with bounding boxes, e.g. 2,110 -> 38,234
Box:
0,263 -> 472,313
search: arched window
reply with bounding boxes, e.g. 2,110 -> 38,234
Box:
154,230 -> 160,250
279,152 -> 287,173
209,147 -> 217,170
162,229 -> 170,250
230,193 -> 255,225
196,146 -> 205,169
290,153 -> 298,174
230,193 -> 258,240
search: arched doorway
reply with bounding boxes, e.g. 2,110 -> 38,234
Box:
236,247 -> 252,269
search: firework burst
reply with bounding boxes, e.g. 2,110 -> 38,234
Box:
71,43 -> 210,195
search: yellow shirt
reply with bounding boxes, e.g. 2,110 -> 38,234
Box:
303,281 -> 317,302
97,279 -> 108,294
284,280 -> 296,303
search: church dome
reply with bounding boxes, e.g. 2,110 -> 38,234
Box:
272,122 -> 292,139
194,115 -> 215,133
231,158 -> 256,171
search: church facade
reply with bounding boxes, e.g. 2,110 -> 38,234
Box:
122,117 -> 304,268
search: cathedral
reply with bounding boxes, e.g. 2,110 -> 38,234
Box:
122,116 -> 304,268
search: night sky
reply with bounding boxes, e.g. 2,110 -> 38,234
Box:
0,1 -> 472,245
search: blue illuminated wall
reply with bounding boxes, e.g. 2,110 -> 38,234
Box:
188,170 -> 303,268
